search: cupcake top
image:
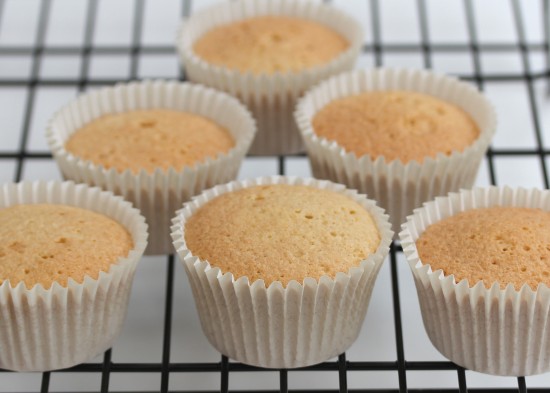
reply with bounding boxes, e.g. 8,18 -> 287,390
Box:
0,204 -> 133,289
184,184 -> 380,286
416,206 -> 550,290
65,109 -> 235,174
311,90 -> 479,163
192,16 -> 349,74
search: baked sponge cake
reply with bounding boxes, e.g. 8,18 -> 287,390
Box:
65,109 -> 235,174
296,68 -> 495,236
400,187 -> 550,376
0,204 -> 133,289
416,206 -> 550,290
184,184 -> 380,286
173,177 -> 392,368
312,90 -> 480,163
0,180 -> 147,372
193,16 -> 349,75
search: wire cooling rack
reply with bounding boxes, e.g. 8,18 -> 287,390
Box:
0,0 -> 549,392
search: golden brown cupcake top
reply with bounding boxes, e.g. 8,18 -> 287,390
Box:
416,207 -> 550,290
184,184 -> 380,286
65,109 -> 235,174
193,16 -> 349,74
0,204 -> 133,289
312,90 -> 480,164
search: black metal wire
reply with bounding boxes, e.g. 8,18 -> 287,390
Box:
77,0 -> 97,93
129,0 -> 145,79
457,367 -> 468,393
544,0 -> 550,93
280,370 -> 288,393
1,0 -> 549,392
389,244 -> 407,393
416,0 -> 432,69
101,349 -> 112,393
338,354 -> 348,393
463,0 -> 497,187
13,0 -> 51,182
1,42 -> 549,57
369,0 -> 383,67
221,356 -> 229,393
518,377 -> 527,393
160,255 -> 176,393
39,372 -> 50,393
510,0 -> 550,189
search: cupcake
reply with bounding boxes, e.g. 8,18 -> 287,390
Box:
295,68 -> 496,234
171,176 -> 392,368
0,181 -> 147,372
400,186 -> 550,376
46,80 -> 256,255
177,0 -> 363,155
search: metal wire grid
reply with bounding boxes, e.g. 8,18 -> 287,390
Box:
0,0 -> 548,392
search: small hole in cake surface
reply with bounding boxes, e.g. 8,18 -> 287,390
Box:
55,237 -> 67,244
24,269 -> 30,274
140,120 -> 156,128
491,260 -> 498,265
305,214 -> 314,219
349,210 -> 356,215
330,231 -> 337,237
520,267 -> 527,272
9,242 -> 25,253
0,249 -> 4,258
523,245 -> 531,251
270,33 -> 283,42
522,227 -> 529,231
543,271 -> 550,277
57,270 -> 63,275
469,234 -> 476,240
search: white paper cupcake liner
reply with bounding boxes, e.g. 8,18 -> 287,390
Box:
0,181 -> 147,372
295,68 -> 497,235
171,176 -> 392,368
46,80 -> 256,255
399,186 -> 550,376
177,0 -> 363,156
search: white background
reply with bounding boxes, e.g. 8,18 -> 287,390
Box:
0,0 -> 549,391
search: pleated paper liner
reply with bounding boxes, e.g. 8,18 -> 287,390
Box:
400,186 -> 550,376
295,67 -> 496,236
46,80 -> 256,255
171,176 -> 393,368
0,181 -> 147,372
177,0 -> 363,156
